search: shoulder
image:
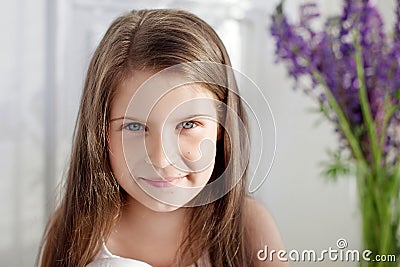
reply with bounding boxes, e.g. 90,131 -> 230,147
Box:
243,197 -> 279,236
243,197 -> 290,267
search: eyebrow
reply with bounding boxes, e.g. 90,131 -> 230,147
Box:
109,116 -> 143,123
179,114 -> 216,121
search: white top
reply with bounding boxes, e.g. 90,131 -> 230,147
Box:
86,243 -> 211,267
86,244 -> 152,267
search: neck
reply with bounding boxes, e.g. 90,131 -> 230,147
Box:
106,195 -> 190,264
121,196 -> 188,233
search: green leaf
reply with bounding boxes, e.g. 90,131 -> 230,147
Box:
319,148 -> 353,181
394,89 -> 400,101
306,103 -> 334,127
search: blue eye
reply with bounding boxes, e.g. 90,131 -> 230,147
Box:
178,121 -> 197,130
124,122 -> 146,131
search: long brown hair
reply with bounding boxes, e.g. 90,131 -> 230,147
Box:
37,9 -> 251,266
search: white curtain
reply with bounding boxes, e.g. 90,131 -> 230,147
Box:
0,0 -> 47,265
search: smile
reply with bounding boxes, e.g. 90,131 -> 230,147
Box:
139,176 -> 186,188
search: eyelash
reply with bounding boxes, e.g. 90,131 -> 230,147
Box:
122,121 -> 199,132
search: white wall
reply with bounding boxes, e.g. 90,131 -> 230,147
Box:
0,0 -> 396,266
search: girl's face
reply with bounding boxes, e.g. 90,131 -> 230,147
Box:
108,70 -> 219,212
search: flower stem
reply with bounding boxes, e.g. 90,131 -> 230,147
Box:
312,71 -> 367,166
353,33 -> 382,173
379,93 -> 397,149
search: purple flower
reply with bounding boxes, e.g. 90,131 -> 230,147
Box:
270,0 -> 400,165
270,2 -> 313,81
395,0 -> 400,41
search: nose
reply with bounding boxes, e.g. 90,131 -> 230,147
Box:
145,133 -> 176,169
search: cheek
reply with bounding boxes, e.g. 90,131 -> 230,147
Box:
108,133 -> 127,185
178,125 -> 218,171
179,135 -> 207,160
109,133 -> 141,182
121,137 -> 146,165
187,160 -> 215,186
108,133 -> 123,170
178,136 -> 216,172
109,133 -> 148,199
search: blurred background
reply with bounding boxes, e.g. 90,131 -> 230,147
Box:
0,0 -> 397,266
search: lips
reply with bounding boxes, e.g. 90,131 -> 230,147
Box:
139,176 -> 185,188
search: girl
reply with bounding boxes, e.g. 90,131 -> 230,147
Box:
37,9 -> 288,267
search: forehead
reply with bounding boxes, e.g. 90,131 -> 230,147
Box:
111,70 -> 217,118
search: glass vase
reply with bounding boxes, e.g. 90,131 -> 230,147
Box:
356,163 -> 399,267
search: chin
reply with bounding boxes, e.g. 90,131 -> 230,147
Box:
145,199 -> 183,212
138,184 -> 206,209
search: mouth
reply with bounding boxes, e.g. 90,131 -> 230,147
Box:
139,176 -> 186,188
